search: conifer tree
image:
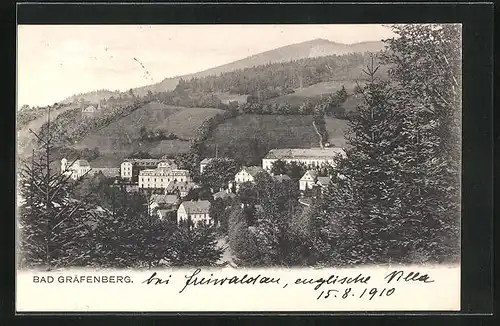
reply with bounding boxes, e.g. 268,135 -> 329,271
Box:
314,58 -> 404,265
381,24 -> 461,262
18,109 -> 96,270
168,224 -> 224,267
93,188 -> 175,268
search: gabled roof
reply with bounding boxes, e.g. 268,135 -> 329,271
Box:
165,181 -> 196,192
213,191 -> 236,200
316,176 -> 332,186
179,200 -> 210,214
200,158 -> 215,164
239,166 -> 266,178
272,174 -> 291,182
151,194 -> 179,205
82,105 -> 97,112
264,147 -> 346,160
74,159 -> 90,167
300,170 -> 317,180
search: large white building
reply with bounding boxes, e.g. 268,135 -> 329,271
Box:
138,168 -> 191,189
120,158 -> 177,180
61,158 -> 91,180
177,200 -> 211,226
262,148 -> 346,171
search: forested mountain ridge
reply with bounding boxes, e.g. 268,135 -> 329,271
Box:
133,38 -> 384,96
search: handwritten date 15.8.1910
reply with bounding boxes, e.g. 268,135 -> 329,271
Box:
316,287 -> 395,300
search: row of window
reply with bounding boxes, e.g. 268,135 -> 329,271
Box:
139,177 -> 186,183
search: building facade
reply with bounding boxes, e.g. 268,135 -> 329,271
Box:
232,166 -> 266,190
120,158 -> 178,181
81,104 -> 101,118
199,158 -> 214,174
61,158 -> 91,180
164,181 -> 197,198
177,200 -> 211,226
299,170 -> 318,191
262,148 -> 346,171
138,168 -> 191,189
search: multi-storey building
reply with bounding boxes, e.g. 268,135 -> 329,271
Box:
138,168 -> 191,189
120,158 -> 177,181
262,147 -> 346,171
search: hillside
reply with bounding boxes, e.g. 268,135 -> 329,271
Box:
60,89 -> 122,105
133,39 -> 384,96
72,102 -> 224,166
203,114 -> 347,166
17,103 -> 81,160
48,38 -> 384,106
265,81 -> 365,115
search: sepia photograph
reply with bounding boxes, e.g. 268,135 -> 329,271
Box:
15,23 -> 463,311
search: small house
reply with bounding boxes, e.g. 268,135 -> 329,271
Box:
177,200 -> 211,226
234,166 -> 266,190
299,170 -> 318,191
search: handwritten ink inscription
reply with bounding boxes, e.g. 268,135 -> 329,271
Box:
135,268 -> 436,300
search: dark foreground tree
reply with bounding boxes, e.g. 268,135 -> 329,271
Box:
381,24 -> 461,262
18,110 -> 96,270
93,189 -> 176,268
313,59 -> 405,265
168,224 -> 224,267
200,158 -> 240,191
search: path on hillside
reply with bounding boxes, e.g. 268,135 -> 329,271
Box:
17,104 -> 78,160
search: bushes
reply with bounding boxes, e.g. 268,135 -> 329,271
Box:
139,126 -> 181,142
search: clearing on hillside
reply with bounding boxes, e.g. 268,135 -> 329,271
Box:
265,81 -> 364,114
74,102 -> 223,162
203,114 -> 347,166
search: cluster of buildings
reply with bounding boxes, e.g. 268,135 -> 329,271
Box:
60,158 -> 119,180
60,146 -> 345,227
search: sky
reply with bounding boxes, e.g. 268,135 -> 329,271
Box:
17,24 -> 395,108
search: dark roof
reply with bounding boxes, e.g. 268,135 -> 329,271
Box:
264,148 -> 346,160
213,191 -> 236,200
165,181 -> 196,192
316,176 -> 332,186
151,194 -> 179,205
272,174 -> 291,182
179,200 -> 210,214
240,166 -> 266,178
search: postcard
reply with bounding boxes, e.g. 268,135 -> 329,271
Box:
16,23 -> 461,312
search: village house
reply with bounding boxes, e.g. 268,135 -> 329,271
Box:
90,167 -> 120,178
232,166 -> 266,191
199,158 -> 214,174
120,158 -> 177,181
164,181 -> 198,198
212,190 -> 236,201
299,170 -> 318,191
149,194 -> 180,212
60,158 -> 91,180
316,176 -> 332,190
272,174 -> 292,182
81,104 -> 101,118
262,147 -> 346,171
138,168 -> 191,189
177,200 -> 211,226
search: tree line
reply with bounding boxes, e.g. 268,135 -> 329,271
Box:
176,52 -> 373,96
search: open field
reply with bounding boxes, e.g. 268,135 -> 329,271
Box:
73,102 -> 223,159
265,81 -> 364,114
204,114 -> 347,166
